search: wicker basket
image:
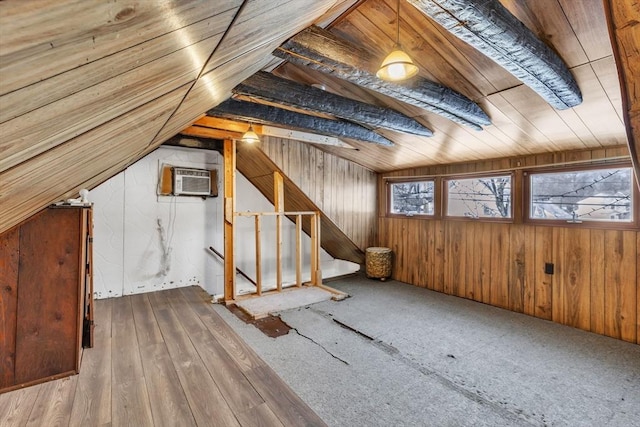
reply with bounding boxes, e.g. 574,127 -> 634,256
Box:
365,247 -> 392,280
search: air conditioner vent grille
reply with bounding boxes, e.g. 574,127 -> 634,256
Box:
173,167 -> 211,196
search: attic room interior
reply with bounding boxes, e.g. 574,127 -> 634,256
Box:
0,0 -> 639,426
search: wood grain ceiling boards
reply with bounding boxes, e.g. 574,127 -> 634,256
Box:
0,0 -> 357,234
270,0 -> 628,173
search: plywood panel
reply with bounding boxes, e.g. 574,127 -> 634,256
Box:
500,0 -> 589,67
557,0 -> 612,62
571,64 -> 627,147
590,229 -> 606,335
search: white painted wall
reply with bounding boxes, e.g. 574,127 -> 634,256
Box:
89,145 -> 358,299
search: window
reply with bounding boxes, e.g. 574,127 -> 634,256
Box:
389,180 -> 435,216
445,174 -> 512,219
528,166 -> 634,223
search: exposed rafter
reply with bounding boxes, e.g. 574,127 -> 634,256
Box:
208,99 -> 394,146
233,71 -> 433,136
181,116 -> 357,149
274,25 -> 490,130
407,0 -> 582,110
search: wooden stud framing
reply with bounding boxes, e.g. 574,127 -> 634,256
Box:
310,212 -> 321,286
274,171 -> 284,292
295,214 -> 302,287
255,215 -> 262,296
223,139 -> 236,303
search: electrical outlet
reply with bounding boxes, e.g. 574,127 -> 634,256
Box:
544,263 -> 554,275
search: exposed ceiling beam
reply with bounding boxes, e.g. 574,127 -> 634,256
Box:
603,0 -> 640,190
260,126 -> 357,149
407,0 -> 582,110
183,116 -> 356,149
233,71 -> 433,136
164,135 -> 224,152
274,25 -> 490,130
208,99 -> 394,146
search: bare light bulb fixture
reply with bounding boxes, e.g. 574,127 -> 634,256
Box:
241,123 -> 260,144
376,0 -> 418,82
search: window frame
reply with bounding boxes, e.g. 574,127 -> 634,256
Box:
523,162 -> 639,230
442,172 -> 515,222
386,178 -> 439,218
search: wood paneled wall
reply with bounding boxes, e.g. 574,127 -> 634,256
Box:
379,146 -> 639,344
260,136 -> 377,251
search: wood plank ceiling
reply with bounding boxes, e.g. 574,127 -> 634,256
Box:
0,0 -> 636,235
0,0 -> 358,234
265,0 -> 629,172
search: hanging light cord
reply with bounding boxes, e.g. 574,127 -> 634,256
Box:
396,0 -> 400,46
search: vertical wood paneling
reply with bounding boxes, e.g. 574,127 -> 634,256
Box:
464,222 -> 477,300
590,229 -> 606,335
380,214 -> 638,342
432,221 -> 445,293
477,224 -> 492,303
562,229 -> 591,330
523,226 -> 536,316
378,147 -> 637,343
424,220 -> 436,290
444,222 -> 464,296
259,136 -> 377,251
509,224 -> 526,313
551,227 -> 565,324
490,223 -> 510,309
534,227 -> 553,320
603,230 -> 637,343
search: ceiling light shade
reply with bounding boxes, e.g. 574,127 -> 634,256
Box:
241,123 -> 260,144
377,0 -> 418,82
376,46 -> 419,81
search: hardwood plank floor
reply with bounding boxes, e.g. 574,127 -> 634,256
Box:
0,286 -> 327,427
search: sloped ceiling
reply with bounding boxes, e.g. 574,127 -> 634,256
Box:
265,0 -> 629,171
0,0 -> 637,235
0,0 -> 358,234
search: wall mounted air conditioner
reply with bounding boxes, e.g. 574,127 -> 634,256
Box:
173,167 -> 211,196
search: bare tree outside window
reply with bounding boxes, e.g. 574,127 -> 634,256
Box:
529,167 -> 633,222
446,175 -> 512,218
390,181 -> 434,215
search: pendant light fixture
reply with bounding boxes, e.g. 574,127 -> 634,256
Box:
241,123 -> 260,144
376,0 -> 419,82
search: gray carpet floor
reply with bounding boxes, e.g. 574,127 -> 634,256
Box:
213,274 -> 640,427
